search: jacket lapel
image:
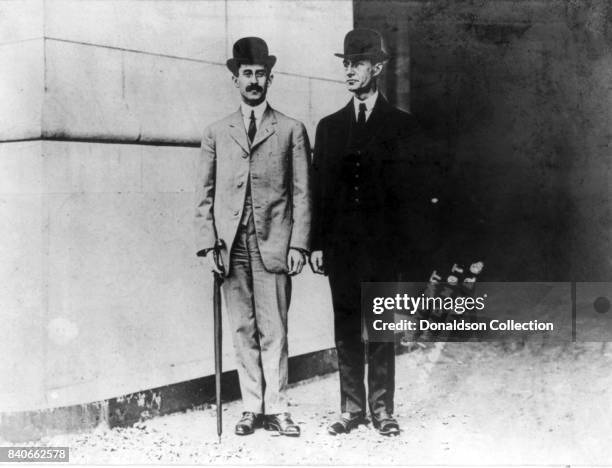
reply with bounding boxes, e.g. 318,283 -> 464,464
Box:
251,105 -> 277,150
228,109 -> 250,154
359,93 -> 391,146
341,95 -> 389,149
339,100 -> 355,151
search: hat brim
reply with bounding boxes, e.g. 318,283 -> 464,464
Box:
334,52 -> 390,61
226,56 -> 277,74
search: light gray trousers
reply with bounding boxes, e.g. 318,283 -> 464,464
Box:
222,214 -> 291,415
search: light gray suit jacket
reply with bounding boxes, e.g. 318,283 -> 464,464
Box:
194,105 -> 311,275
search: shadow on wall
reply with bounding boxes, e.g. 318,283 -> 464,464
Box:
355,0 -> 612,282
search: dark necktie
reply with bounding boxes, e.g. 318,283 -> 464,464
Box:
248,110 -> 257,143
357,102 -> 367,126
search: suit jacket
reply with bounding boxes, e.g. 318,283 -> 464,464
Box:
194,105 -> 311,275
312,94 -> 448,280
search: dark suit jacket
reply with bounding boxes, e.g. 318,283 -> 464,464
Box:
312,94 -> 457,280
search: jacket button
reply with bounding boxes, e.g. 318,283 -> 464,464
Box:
233,210 -> 240,216
431,198 -> 438,204
356,162 -> 360,167
237,181 -> 244,188
354,198 -> 360,203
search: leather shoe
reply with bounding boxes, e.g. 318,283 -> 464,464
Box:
372,411 -> 400,436
327,412 -> 367,435
235,412 -> 263,436
264,412 -> 301,437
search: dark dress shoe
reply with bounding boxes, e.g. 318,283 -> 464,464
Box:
327,412 -> 367,435
264,412 -> 301,437
235,412 -> 263,436
372,411 -> 400,436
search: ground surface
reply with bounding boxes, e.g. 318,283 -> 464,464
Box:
9,339 -> 612,465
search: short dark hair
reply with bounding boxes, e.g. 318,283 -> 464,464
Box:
233,63 -> 271,78
342,56 -> 385,66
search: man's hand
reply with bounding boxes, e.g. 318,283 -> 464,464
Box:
287,248 -> 305,276
310,250 -> 324,274
200,249 -> 224,275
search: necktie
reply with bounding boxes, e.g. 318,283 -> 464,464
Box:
248,110 -> 257,143
357,103 -> 367,126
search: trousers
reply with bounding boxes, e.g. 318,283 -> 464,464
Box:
222,214 -> 291,414
327,212 -> 395,418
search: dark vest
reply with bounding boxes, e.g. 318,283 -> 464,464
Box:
336,110 -> 382,217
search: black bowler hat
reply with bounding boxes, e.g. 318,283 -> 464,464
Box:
226,37 -> 277,75
334,28 -> 390,61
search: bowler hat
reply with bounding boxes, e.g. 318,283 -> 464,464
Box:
334,28 -> 390,61
226,37 -> 277,75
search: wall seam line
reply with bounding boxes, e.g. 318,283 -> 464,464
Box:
43,36 -> 344,84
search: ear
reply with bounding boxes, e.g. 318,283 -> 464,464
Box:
266,73 -> 274,88
372,61 -> 384,78
232,74 -> 239,88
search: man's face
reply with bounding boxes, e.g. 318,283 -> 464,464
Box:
343,58 -> 383,93
233,64 -> 273,106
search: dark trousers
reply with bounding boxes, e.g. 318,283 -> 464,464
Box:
327,227 -> 395,418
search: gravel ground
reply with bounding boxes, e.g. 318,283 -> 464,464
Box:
5,340 -> 612,465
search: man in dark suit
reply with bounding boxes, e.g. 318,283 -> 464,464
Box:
310,29 -> 445,436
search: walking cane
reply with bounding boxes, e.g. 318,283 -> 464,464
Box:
212,238 -> 225,443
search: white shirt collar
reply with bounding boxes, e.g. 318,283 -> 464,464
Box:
241,100 -> 268,125
353,90 -> 379,119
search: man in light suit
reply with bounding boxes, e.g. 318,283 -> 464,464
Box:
194,37 -> 311,437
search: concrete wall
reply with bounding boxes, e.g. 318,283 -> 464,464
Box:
356,0 -> 612,281
0,0 -> 353,412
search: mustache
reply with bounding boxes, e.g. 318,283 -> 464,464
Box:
246,84 -> 264,93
